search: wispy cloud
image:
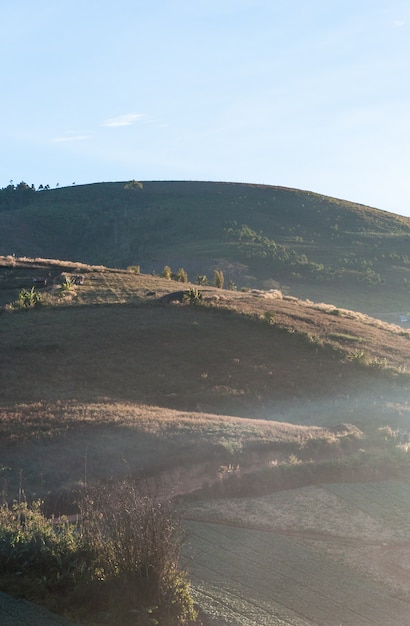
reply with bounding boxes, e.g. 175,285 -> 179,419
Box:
101,113 -> 144,127
51,133 -> 90,143
393,20 -> 405,28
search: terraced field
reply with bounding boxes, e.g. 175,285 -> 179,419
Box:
184,481 -> 410,625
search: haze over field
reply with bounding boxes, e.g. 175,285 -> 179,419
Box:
2,2 -> 410,622
2,256 -> 410,624
2,1 -> 410,215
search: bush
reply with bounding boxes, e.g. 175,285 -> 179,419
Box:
80,481 -> 197,625
57,276 -> 75,295
196,275 -> 208,286
0,500 -> 88,606
0,484 -> 198,625
183,288 -> 203,305
13,287 -> 42,309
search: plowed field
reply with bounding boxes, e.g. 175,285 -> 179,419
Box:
184,481 -> 410,625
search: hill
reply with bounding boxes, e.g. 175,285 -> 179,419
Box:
2,255 -> 409,414
1,256 -> 410,503
1,181 -> 410,318
2,256 -> 410,624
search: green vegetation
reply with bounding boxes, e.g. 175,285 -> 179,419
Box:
1,180 -> 410,624
183,288 -> 202,304
161,265 -> 172,279
1,180 -> 410,314
0,483 -> 197,625
57,276 -> 75,294
1,256 -> 410,623
0,500 -> 83,607
13,286 -> 42,309
161,265 -> 189,282
0,181 -> 37,210
196,275 -> 208,286
175,267 -> 189,283
124,180 -> 144,191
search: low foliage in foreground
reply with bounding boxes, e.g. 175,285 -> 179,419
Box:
0,482 -> 198,625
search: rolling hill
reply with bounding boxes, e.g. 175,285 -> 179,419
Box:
2,183 -> 410,625
1,180 -> 410,318
1,255 -> 410,505
1,255 -> 409,417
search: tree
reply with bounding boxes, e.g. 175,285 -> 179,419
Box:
161,265 -> 172,279
214,269 -> 224,289
0,181 -> 36,211
124,179 -> 143,190
175,267 -> 188,283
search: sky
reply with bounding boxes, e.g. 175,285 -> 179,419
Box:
2,0 -> 410,216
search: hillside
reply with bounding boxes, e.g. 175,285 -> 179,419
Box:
1,256 -> 410,501
1,181 -> 410,318
1,256 -> 409,419
2,256 -> 410,624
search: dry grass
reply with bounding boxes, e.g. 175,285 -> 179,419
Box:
0,400 -> 334,504
182,485 -> 395,541
1,257 -> 410,510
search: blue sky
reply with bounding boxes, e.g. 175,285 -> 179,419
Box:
2,1 -> 410,216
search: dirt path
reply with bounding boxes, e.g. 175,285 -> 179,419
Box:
0,592 -> 82,626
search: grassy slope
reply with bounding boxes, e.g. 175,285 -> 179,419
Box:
1,181 -> 410,316
1,257 -> 410,506
2,257 -> 409,413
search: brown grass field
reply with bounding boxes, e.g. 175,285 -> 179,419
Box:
1,257 -> 410,624
1,257 -> 410,495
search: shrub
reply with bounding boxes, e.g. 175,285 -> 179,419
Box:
13,287 -> 42,309
80,481 -> 197,625
196,275 -> 208,286
214,269 -> 224,289
263,311 -> 276,325
183,288 -> 203,305
0,484 -> 198,625
0,500 -> 88,606
58,277 -> 75,294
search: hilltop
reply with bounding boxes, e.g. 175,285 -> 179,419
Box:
1,180 -> 410,318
